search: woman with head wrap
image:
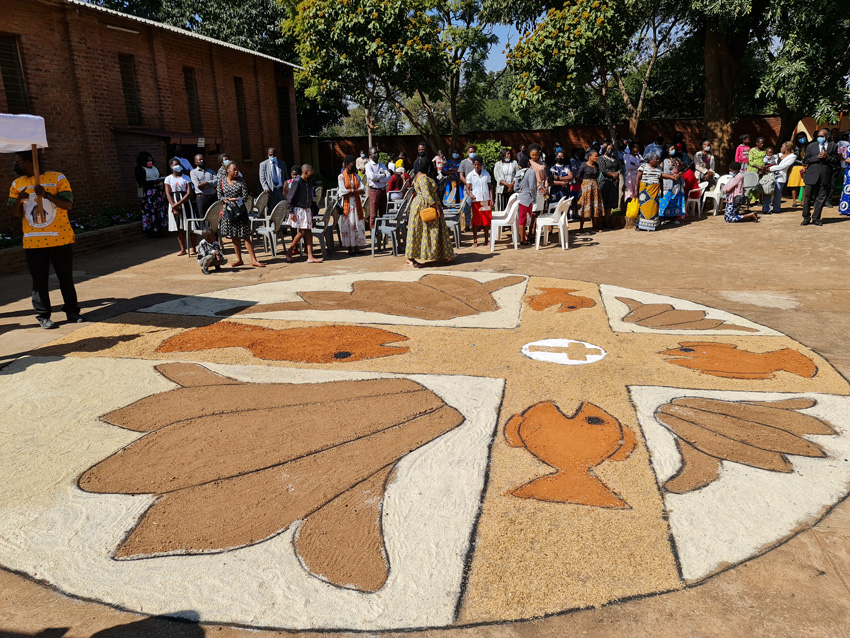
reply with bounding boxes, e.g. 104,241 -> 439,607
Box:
404,160 -> 454,267
634,152 -> 678,231
337,155 -> 367,254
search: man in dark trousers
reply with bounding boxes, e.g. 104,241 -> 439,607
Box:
801,127 -> 840,226
8,149 -> 85,329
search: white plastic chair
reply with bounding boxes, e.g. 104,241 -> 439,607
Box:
705,174 -> 732,215
686,181 -> 709,218
490,193 -> 519,252
256,201 -> 290,257
742,171 -> 759,210
535,196 -> 570,250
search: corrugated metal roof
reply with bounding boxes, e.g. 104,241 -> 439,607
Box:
64,0 -> 301,70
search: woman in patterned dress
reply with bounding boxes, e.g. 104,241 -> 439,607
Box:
634,153 -> 676,231
597,143 -> 621,223
576,150 -> 605,232
135,152 -> 168,235
838,141 -> 850,216
217,161 -> 264,268
405,161 -> 454,268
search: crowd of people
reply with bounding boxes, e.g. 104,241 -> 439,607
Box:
5,123 -> 849,328
126,126 -> 850,275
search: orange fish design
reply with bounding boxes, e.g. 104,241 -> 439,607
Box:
662,342 -> 817,380
157,322 -> 409,363
529,288 -> 596,312
504,401 -> 636,508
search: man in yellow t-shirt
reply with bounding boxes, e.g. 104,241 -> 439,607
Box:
7,149 -> 85,329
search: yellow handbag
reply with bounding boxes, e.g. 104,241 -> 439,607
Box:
419,207 -> 438,222
626,198 -> 639,218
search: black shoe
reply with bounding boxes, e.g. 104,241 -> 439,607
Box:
801,220 -> 810,226
814,220 -> 823,226
201,266 -> 210,275
38,318 -> 57,329
66,314 -> 87,323
214,265 -> 222,271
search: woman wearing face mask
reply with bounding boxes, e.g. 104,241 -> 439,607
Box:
693,140 -> 716,187
135,152 -> 168,235
787,133 -> 809,208
597,143 -> 621,226
623,143 -> 643,202
493,148 -> 518,211
217,161 -> 265,268
576,150 -> 605,232
442,149 -> 462,204
514,155 -> 537,245
164,158 -> 195,255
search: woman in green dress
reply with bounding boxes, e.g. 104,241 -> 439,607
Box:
405,161 -> 454,268
746,137 -> 767,203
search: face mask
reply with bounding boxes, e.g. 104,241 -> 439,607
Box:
468,152 -> 475,159
557,158 -> 565,165
452,153 -> 459,159
145,161 -> 153,168
504,157 -> 511,162
371,154 -> 379,162
360,153 -> 366,158
798,139 -> 806,144
270,157 -> 277,164
669,150 -> 676,156
196,161 -> 205,168
817,136 -> 826,144
418,150 -> 427,158
172,165 -> 182,173
703,146 -> 710,152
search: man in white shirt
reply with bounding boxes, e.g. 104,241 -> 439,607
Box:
259,147 -> 287,208
365,147 -> 392,230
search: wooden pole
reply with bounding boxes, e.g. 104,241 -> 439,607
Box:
31,143 -> 45,224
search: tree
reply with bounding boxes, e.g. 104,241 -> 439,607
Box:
756,0 -> 850,142
289,0 -> 446,150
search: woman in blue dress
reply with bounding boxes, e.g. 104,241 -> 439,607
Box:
658,157 -> 686,224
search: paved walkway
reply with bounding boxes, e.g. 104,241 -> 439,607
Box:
1,208 -> 849,637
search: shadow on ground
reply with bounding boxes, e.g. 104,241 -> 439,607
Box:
0,613 -> 204,638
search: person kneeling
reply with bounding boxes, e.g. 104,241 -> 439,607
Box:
723,162 -> 759,223
196,229 -> 227,274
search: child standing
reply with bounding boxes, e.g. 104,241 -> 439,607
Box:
196,228 -> 227,274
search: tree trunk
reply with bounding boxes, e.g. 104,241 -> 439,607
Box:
703,21 -> 745,171
776,95 -> 801,148
364,104 -> 373,150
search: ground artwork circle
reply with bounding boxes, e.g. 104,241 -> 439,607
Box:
2,271 -> 849,631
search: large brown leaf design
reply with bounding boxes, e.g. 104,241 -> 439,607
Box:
661,342 -> 817,379
156,323 -> 409,363
216,274 -> 526,320
79,363 -> 465,593
616,297 -> 758,332
655,397 -> 836,494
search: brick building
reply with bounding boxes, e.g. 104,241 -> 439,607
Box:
0,0 -> 300,231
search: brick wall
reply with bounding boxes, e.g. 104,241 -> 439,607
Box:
311,116 -> 784,175
0,0 -> 299,234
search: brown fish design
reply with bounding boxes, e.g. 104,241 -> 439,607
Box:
216,274 -> 526,320
157,322 -> 409,363
655,397 -> 836,494
78,363 -> 465,592
662,342 -> 817,379
505,401 -> 636,508
528,288 -> 596,312
617,297 -> 758,332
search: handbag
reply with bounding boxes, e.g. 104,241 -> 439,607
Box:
759,173 -> 775,195
419,207 -> 438,222
224,199 -> 249,225
626,197 -> 639,218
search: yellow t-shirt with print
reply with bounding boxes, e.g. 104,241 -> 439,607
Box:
8,171 -> 75,249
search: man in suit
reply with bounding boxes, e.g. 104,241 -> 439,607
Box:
259,147 -> 286,209
802,127 -> 840,226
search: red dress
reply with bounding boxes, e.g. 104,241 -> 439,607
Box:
682,169 -> 700,198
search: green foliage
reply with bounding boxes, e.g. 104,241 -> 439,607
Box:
472,139 -> 505,170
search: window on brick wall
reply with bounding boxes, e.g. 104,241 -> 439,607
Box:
0,34 -> 30,114
117,54 -> 142,126
233,76 -> 251,160
183,66 -> 202,134
276,85 -> 294,167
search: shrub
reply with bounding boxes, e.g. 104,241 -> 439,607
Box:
471,139 -> 506,172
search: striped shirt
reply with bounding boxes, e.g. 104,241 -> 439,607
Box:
639,164 -> 662,185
